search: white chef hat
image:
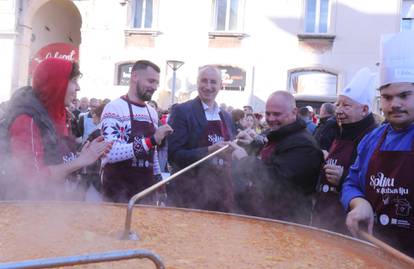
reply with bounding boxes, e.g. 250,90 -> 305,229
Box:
339,67 -> 376,110
379,32 -> 414,88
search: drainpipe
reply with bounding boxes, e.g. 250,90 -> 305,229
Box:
12,0 -> 32,91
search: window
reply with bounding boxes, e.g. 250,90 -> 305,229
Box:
289,69 -> 338,96
401,0 -> 414,32
212,0 -> 244,31
132,0 -> 153,29
305,0 -> 330,34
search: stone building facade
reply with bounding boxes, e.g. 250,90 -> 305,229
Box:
5,0 -> 414,112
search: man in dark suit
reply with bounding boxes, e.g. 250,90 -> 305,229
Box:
167,65 -> 236,212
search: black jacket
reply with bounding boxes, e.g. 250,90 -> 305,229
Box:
166,97 -> 236,211
233,119 -> 324,224
314,116 -> 337,151
332,113 -> 377,148
167,97 -> 236,170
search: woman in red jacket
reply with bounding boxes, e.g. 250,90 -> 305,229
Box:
1,58 -> 112,200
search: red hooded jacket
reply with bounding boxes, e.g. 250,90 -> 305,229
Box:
9,58 -> 73,179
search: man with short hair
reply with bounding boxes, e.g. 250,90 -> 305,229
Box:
314,102 -> 336,150
342,32 -> 414,256
78,98 -> 101,143
167,65 -> 236,212
101,60 -> 173,203
312,68 -> 378,234
79,97 -> 89,114
320,102 -> 335,118
231,91 -> 323,224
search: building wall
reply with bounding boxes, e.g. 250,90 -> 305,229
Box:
31,0 -> 81,56
0,0 -> 17,102
13,0 -> 407,111
12,0 -> 79,93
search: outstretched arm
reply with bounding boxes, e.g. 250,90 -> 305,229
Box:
9,115 -> 111,184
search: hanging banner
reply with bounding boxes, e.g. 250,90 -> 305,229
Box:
30,43 -> 79,74
217,65 -> 246,91
117,62 -> 134,86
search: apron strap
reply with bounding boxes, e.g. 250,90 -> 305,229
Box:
145,105 -> 155,127
373,127 -> 388,153
327,123 -> 375,158
374,126 -> 414,153
218,111 -> 229,141
124,95 -> 155,128
125,95 -> 135,124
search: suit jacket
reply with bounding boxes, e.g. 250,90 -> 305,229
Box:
167,97 -> 236,170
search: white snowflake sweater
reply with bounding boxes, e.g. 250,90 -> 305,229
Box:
101,97 -> 161,175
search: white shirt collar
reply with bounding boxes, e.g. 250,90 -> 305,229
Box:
201,101 -> 221,121
201,101 -> 219,113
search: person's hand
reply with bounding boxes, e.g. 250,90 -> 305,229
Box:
346,197 -> 374,237
255,134 -> 268,145
78,136 -> 113,166
243,128 -> 256,138
207,141 -> 229,153
236,130 -> 254,145
323,164 -> 344,186
229,141 -> 248,160
154,124 -> 173,145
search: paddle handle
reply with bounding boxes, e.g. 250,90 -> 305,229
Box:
130,143 -> 232,201
122,143 -> 233,239
359,230 -> 414,267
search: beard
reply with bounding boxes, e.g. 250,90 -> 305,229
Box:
136,83 -> 153,102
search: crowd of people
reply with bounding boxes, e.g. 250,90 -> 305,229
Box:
0,31 -> 413,257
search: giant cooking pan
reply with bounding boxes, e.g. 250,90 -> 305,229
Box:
0,201 -> 411,269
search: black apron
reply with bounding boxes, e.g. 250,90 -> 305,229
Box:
168,112 -> 233,212
312,138 -> 355,234
102,97 -> 156,203
260,140 -> 277,161
365,128 -> 414,257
